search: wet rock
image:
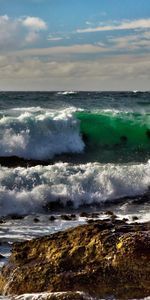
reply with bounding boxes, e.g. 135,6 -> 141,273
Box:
0,219 -> 150,299
49,216 -> 56,222
70,214 -> 76,219
0,219 -> 5,224
122,218 -> 129,222
7,214 -> 25,220
90,212 -> 99,218
60,215 -> 72,221
105,210 -> 116,217
79,212 -> 89,218
0,156 -> 51,168
132,216 -> 139,221
0,254 -> 5,260
33,218 -> 40,223
86,218 -> 95,224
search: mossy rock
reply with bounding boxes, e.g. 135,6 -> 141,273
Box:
0,219 -> 150,299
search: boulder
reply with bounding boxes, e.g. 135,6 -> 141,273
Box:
0,219 -> 150,299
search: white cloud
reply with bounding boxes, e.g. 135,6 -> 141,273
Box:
77,18 -> 150,33
22,17 -> 47,31
0,15 -> 9,23
0,15 -> 47,50
47,36 -> 64,41
1,54 -> 150,91
0,15 -> 19,49
12,43 -> 108,57
110,31 -> 150,50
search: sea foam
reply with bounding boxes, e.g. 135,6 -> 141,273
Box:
0,161 -> 149,216
0,107 -> 84,160
0,294 -> 150,300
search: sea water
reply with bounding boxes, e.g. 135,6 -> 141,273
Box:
0,91 -> 150,299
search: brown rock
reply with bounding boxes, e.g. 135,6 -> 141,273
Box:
0,220 -> 150,299
49,216 -> 56,222
60,215 -> 72,221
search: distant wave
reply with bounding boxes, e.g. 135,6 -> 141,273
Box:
57,91 -> 78,95
0,161 -> 149,216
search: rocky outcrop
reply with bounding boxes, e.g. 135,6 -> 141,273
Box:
0,219 -> 150,299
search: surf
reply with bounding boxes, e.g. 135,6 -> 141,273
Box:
0,107 -> 149,163
0,161 -> 149,216
0,107 -> 84,160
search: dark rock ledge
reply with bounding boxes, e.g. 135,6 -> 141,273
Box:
0,219 -> 150,299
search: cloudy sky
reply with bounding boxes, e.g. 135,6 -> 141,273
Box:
0,0 -> 150,90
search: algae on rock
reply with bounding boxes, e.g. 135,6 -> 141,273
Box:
0,219 -> 150,299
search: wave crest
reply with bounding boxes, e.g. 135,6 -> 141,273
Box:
0,161 -> 149,216
0,107 -> 84,160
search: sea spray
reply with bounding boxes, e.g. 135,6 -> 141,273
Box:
0,107 -> 84,160
0,161 -> 149,216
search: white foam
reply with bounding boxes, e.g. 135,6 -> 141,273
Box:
0,294 -> 150,300
0,107 -> 84,160
0,292 -> 97,300
0,161 -> 149,216
57,91 -> 77,95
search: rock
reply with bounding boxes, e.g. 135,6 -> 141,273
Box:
49,216 -> 56,222
86,218 -> 95,224
0,220 -> 150,299
60,215 -> 72,221
7,214 -> 25,220
79,212 -> 89,218
90,212 -> 99,218
105,210 -> 116,217
0,156 -> 51,168
70,214 -> 76,219
132,216 -> 139,221
0,219 -> 5,224
122,218 -> 129,222
33,218 -> 40,223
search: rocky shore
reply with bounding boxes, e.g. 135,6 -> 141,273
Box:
0,218 -> 150,299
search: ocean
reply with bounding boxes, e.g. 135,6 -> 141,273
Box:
0,91 -> 150,300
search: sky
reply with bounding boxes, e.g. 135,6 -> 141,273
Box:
0,0 -> 150,90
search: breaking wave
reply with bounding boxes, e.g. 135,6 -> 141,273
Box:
0,107 -> 84,160
75,110 -> 150,150
0,107 -> 150,162
0,161 -> 149,216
